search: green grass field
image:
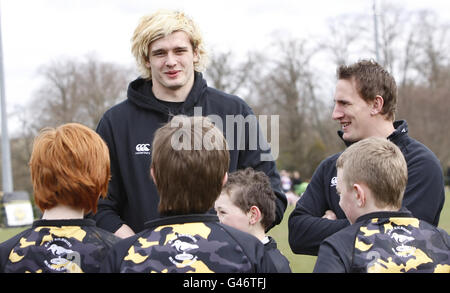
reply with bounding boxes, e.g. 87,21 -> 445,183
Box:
1,189 -> 449,273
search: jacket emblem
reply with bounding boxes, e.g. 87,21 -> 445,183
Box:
168,233 -> 199,267
135,144 -> 151,155
330,177 -> 337,187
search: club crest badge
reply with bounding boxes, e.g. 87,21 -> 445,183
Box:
44,238 -> 82,272
168,233 -> 199,267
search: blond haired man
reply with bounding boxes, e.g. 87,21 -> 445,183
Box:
313,137 -> 450,273
94,10 -> 286,238
101,116 -> 277,273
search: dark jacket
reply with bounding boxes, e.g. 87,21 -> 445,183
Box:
94,72 -> 286,234
264,236 -> 292,273
0,219 -> 120,273
100,214 -> 277,273
288,120 -> 445,255
313,209 -> 450,273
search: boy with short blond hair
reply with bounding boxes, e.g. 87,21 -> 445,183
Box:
314,137 -> 450,273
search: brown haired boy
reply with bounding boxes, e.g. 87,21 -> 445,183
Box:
101,116 -> 277,273
215,167 -> 291,272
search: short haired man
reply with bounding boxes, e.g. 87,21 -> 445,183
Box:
94,9 -> 286,238
215,167 -> 292,272
101,116 -> 277,273
0,123 -> 120,273
313,137 -> 450,273
289,60 -> 445,255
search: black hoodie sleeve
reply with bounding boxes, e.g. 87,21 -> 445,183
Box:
94,116 -> 127,233
400,144 -> 445,226
288,156 -> 349,255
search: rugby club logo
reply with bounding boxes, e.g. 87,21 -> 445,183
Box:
44,238 -> 82,272
135,143 -> 151,155
168,233 -> 199,268
330,176 -> 337,187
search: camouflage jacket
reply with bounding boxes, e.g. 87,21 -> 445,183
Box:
100,214 -> 278,273
0,219 -> 120,273
313,210 -> 450,273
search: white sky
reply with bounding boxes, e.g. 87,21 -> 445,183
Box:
1,0 -> 450,134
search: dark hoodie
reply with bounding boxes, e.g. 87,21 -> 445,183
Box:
93,72 -> 287,234
288,120 -> 445,256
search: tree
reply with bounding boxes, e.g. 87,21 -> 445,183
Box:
247,38 -> 342,177
28,54 -> 132,131
204,50 -> 260,101
322,14 -> 366,67
2,54 -> 133,194
324,4 -> 450,170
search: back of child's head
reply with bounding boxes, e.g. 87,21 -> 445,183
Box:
336,137 -> 407,209
29,123 -> 110,214
222,167 -> 276,230
151,115 -> 229,216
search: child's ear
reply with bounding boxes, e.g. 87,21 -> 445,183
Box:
150,167 -> 156,185
248,206 -> 262,225
353,183 -> 366,208
222,172 -> 228,187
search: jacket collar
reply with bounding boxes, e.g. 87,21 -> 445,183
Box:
355,207 -> 412,224
338,120 -> 409,147
143,213 -> 219,230
32,218 -> 96,228
263,236 -> 278,248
